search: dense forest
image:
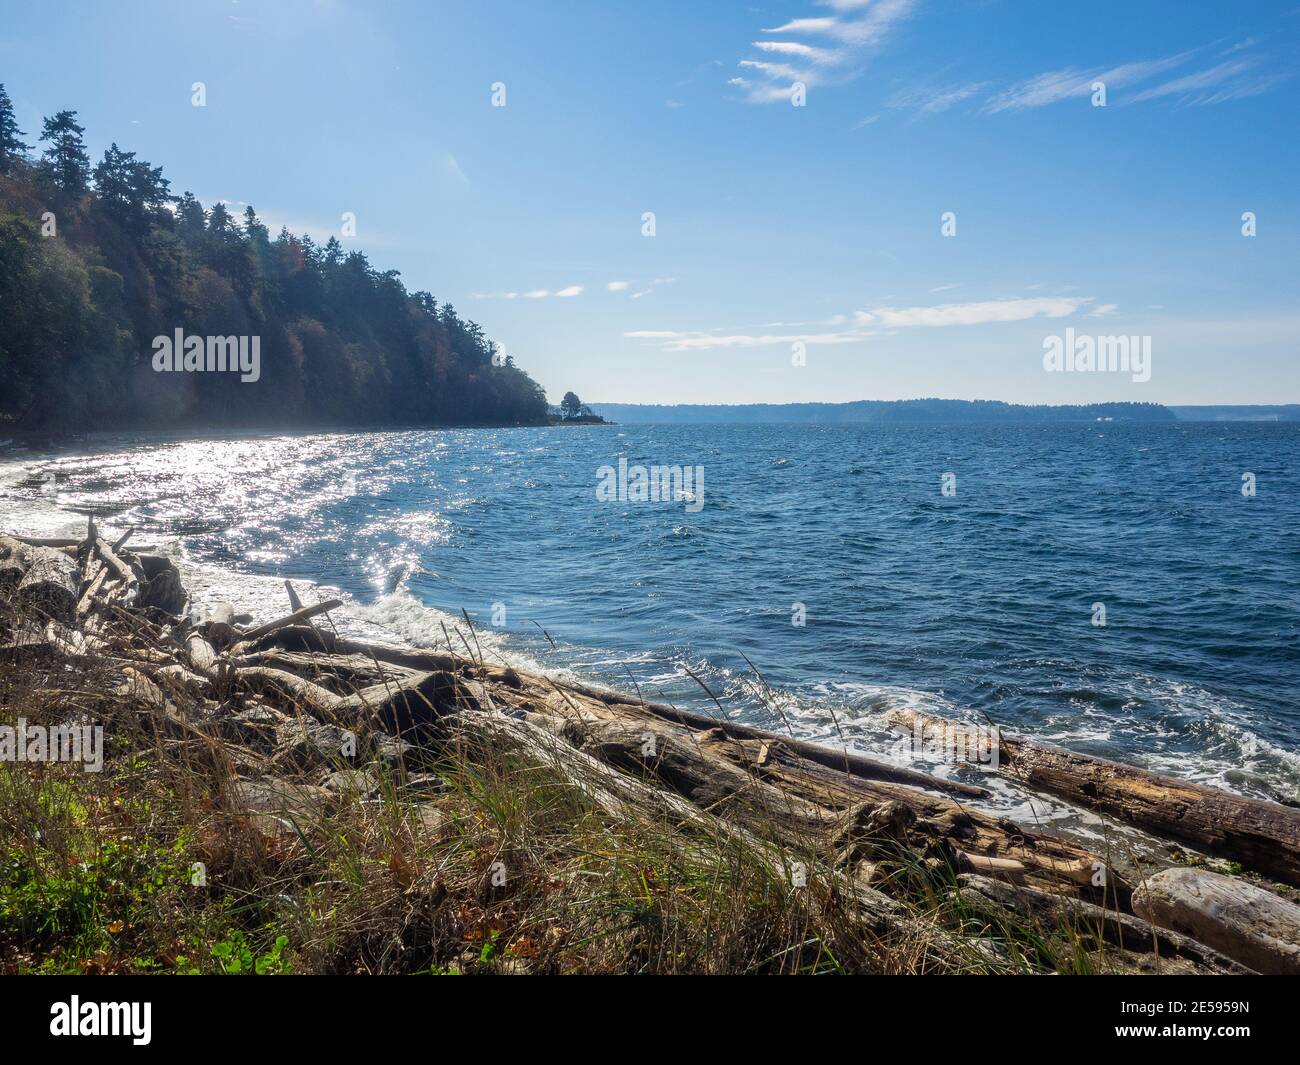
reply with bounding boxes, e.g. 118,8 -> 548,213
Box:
0,85 -> 549,431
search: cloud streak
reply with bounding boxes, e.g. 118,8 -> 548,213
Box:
883,39 -> 1288,116
978,46 -> 1287,113
627,296 -> 1099,351
731,0 -> 918,104
471,285 -> 585,301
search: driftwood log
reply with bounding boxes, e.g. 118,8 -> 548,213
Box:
0,537 -> 33,589
1131,868 -> 1300,975
886,707 -> 1300,888
17,546 -> 80,621
958,874 -> 1250,975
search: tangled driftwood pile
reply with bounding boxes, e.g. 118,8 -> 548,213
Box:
2,520 -> 1298,974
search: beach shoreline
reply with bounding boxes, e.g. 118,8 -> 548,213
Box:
2,522 -> 1298,974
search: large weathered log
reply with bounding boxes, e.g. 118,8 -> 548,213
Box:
1132,867 -> 1300,975
559,676 -> 987,801
887,707 -> 1300,888
205,603 -> 237,646
185,632 -> 220,677
235,665 -> 346,716
12,533 -> 158,553
17,546 -> 79,621
236,663 -> 479,736
0,536 -> 32,589
339,670 -> 482,734
959,874 -> 1249,975
233,648 -> 424,688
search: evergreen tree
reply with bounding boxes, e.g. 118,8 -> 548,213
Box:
39,110 -> 90,193
93,144 -> 171,236
0,84 -> 31,174
242,205 -> 268,244
176,191 -> 206,239
206,200 -> 235,236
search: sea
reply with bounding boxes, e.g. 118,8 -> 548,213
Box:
3,421 -> 1297,826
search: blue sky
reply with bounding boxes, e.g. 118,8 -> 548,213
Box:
2,0 -> 1297,404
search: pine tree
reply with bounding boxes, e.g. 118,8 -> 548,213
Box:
93,143 -> 170,235
92,143 -> 134,209
0,84 -> 31,174
242,205 -> 268,243
39,109 -> 90,193
176,191 -> 206,240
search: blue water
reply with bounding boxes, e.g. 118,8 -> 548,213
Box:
3,421 -> 1298,805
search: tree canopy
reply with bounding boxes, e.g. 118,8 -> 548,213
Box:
0,89 -> 549,431
0,85 -> 31,176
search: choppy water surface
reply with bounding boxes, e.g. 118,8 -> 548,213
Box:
3,422 -> 1297,815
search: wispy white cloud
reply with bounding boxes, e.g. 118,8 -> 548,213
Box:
607,280 -> 630,291
627,277 -> 677,300
732,0 -> 918,104
888,82 -> 988,113
761,17 -> 839,35
439,152 -> 470,187
625,328 -> 867,351
627,296 -> 1100,351
752,40 -> 837,62
853,296 -> 1090,328
979,45 -> 1287,112
1124,58 -> 1290,104
473,284 -> 586,301
983,53 -> 1190,112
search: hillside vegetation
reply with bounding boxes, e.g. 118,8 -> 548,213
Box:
0,85 -> 548,432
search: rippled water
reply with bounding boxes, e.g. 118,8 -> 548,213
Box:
2,422 -> 1298,810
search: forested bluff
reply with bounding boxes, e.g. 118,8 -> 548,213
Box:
0,85 -> 549,433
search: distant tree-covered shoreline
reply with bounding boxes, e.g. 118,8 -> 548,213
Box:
590,398 -> 1181,425
0,84 -> 549,431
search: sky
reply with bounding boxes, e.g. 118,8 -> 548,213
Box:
1,0 -> 1297,405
